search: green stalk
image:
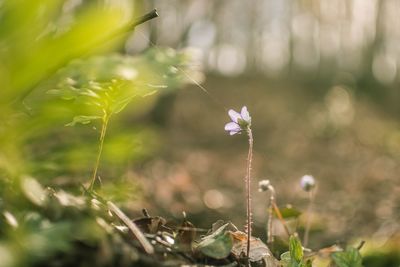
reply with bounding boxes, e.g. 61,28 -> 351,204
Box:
89,112 -> 110,191
303,190 -> 314,247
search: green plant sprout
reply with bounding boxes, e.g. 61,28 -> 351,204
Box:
280,235 -> 312,267
89,91 -> 111,191
300,175 -> 316,247
259,179 -> 291,244
49,49 -> 196,191
259,180 -> 276,244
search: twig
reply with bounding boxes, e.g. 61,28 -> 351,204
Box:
356,240 -> 365,250
142,208 -> 150,218
129,9 -> 159,28
107,201 -> 154,254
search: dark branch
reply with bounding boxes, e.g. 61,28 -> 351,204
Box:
131,9 -> 159,28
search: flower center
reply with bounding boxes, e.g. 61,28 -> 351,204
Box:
238,118 -> 250,129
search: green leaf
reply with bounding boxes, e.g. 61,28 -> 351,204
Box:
110,95 -> 135,114
47,88 -> 78,100
197,223 -> 234,259
50,47 -> 197,124
332,247 -> 363,267
279,206 -> 302,219
65,115 -> 102,126
280,251 -> 291,267
289,235 -> 303,263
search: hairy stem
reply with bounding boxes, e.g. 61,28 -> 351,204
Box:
267,187 -> 275,244
303,190 -> 314,247
245,128 -> 253,258
264,184 -> 290,241
89,113 -> 110,191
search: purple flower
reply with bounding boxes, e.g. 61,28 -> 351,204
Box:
300,175 -> 316,192
224,106 -> 251,135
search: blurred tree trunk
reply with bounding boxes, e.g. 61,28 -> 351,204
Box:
288,1 -> 296,77
246,0 -> 261,72
363,0 -> 385,78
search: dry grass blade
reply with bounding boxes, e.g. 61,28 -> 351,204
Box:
107,201 -> 154,254
272,202 -> 291,237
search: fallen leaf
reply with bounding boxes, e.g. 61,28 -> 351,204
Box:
197,223 -> 234,259
230,231 -> 278,265
176,220 -> 196,252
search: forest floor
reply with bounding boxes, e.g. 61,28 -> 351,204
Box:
135,75 -> 400,249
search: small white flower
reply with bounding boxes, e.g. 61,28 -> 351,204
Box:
224,106 -> 251,135
258,180 -> 271,192
300,175 -> 316,192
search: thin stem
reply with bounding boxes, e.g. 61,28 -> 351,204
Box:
266,186 -> 276,244
245,128 -> 253,258
303,189 -> 314,247
356,240 -> 365,250
89,113 -> 110,191
263,184 -> 290,241
272,202 -> 291,237
107,201 -> 154,254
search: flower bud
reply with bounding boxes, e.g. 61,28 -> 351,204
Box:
258,179 -> 271,192
300,175 -> 316,192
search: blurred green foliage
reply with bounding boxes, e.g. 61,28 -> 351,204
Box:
280,235 -> 311,267
363,251 -> 400,267
0,0 -> 197,266
49,49 -> 191,125
361,238 -> 400,267
332,247 -> 363,267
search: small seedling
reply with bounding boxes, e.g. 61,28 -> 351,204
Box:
300,174 -> 316,247
259,179 -> 291,244
259,179 -> 276,244
49,49 -> 194,191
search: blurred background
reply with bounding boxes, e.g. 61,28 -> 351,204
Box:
0,0 -> 399,265
129,0 -> 400,256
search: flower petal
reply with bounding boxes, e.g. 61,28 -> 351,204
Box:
241,106 -> 251,122
224,122 -> 241,131
228,109 -> 241,123
230,130 -> 240,135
